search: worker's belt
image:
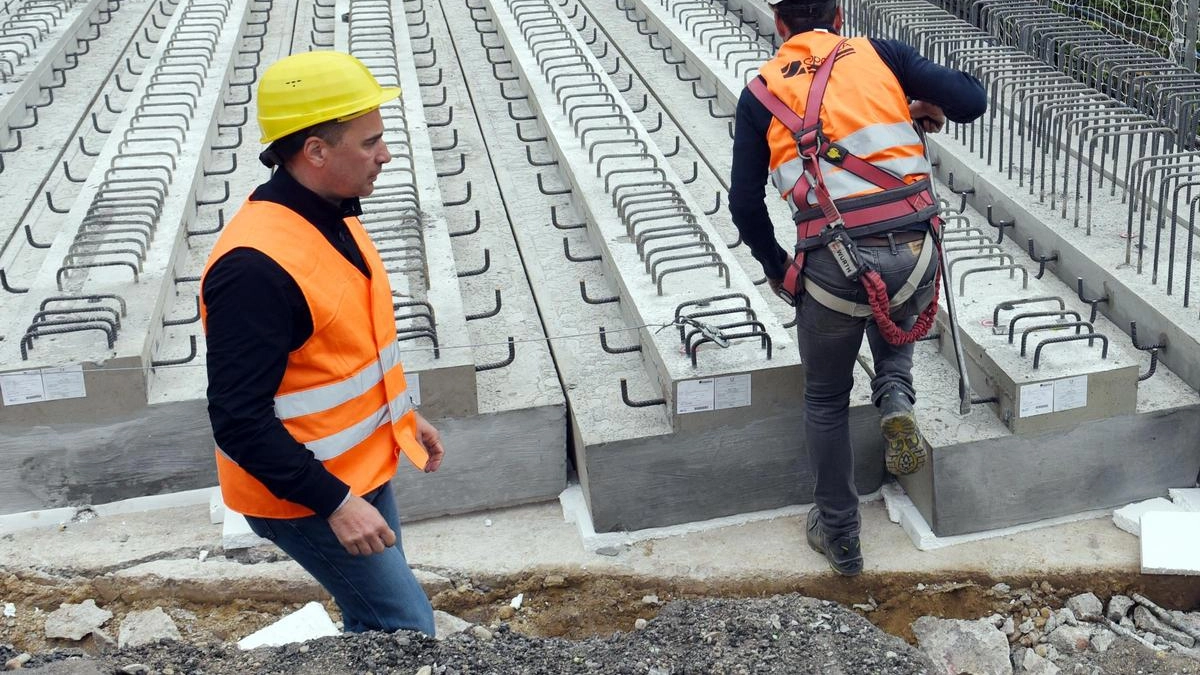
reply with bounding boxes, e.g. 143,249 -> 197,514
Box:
792,178 -> 938,251
854,230 -> 927,247
803,230 -> 936,317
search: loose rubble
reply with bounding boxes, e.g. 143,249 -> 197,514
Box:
3,581 -> 1200,673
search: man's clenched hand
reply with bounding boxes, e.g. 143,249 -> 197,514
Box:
328,494 -> 395,555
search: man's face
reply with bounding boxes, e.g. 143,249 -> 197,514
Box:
319,108 -> 391,199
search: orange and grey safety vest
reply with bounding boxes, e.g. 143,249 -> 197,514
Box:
200,200 -> 426,519
757,31 -> 936,249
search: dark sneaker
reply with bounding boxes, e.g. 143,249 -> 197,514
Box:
878,391 -> 930,476
806,508 -> 863,576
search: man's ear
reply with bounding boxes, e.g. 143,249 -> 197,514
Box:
301,135 -> 327,168
774,12 -> 789,40
833,6 -> 843,32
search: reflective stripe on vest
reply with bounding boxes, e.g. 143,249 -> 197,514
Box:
769,121 -> 929,201
304,391 -> 413,461
274,341 -> 405,420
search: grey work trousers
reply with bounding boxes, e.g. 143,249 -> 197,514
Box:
795,236 -> 938,537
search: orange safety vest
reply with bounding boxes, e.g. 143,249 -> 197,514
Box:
757,31 -> 936,249
199,200 -> 427,519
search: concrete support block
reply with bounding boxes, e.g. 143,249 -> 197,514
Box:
1114,498 -> 1184,537
900,404 -> 1200,536
1141,512 -> 1200,575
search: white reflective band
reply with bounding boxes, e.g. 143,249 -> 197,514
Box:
273,341 -> 404,419
303,391 -> 413,461
838,122 -> 922,157
779,156 -> 931,212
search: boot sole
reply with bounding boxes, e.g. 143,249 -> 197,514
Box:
880,412 -> 929,476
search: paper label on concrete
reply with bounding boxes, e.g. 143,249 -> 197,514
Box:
40,365 -> 86,402
713,374 -> 751,410
1019,375 -> 1089,417
676,378 -> 715,414
407,372 -> 421,407
1018,381 -> 1055,418
1052,375 -> 1087,412
0,370 -> 47,406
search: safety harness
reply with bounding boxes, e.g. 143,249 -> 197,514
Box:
748,38 -> 942,345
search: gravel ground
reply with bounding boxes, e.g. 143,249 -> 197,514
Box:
6,594 -> 937,674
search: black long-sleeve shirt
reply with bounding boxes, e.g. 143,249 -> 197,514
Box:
203,168 -> 370,518
729,31 -> 988,280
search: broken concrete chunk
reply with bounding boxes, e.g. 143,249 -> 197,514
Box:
1090,629 -> 1115,653
412,569 -> 452,595
1021,648 -> 1060,675
1106,595 -> 1134,623
44,600 -> 112,641
912,616 -> 1012,675
118,607 -> 181,649
433,610 -> 472,641
1065,593 -> 1103,622
1048,625 -> 1093,653
237,601 -> 338,650
1133,606 -> 1196,648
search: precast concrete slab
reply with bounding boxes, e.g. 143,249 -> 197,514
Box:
335,0 -> 478,421
0,0 -> 109,144
371,0 -> 567,519
485,0 -> 800,428
0,0 -> 252,513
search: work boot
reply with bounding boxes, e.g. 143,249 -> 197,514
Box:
806,508 -> 863,577
878,389 -> 930,476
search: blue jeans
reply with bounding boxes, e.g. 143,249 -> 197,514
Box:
245,483 -> 435,635
795,237 -> 938,537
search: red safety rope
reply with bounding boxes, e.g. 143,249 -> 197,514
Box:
861,265 -> 939,345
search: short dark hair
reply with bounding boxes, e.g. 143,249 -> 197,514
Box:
259,118 -> 349,168
773,0 -> 837,35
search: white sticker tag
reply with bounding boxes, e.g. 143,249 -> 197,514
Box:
1018,381 -> 1055,418
1,370 -> 47,406
1052,375 -> 1087,412
1,365 -> 87,406
714,374 -> 752,410
40,365 -> 86,402
407,372 -> 421,407
676,378 -> 715,414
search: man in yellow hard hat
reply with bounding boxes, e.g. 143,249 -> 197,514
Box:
200,51 -> 443,635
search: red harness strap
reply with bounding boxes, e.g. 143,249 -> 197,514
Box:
748,39 -> 940,345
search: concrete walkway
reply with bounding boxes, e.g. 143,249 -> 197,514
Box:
0,493 -> 1140,589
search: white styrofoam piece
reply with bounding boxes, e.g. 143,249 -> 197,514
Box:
1168,488 -> 1200,512
886,483 -> 1109,551
558,483 -> 881,552
221,509 -> 270,550
208,488 -> 224,525
1141,511 -> 1200,575
237,601 -> 338,650
1112,498 -> 1183,537
881,482 -> 905,524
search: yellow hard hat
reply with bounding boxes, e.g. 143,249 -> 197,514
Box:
257,51 -> 401,144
